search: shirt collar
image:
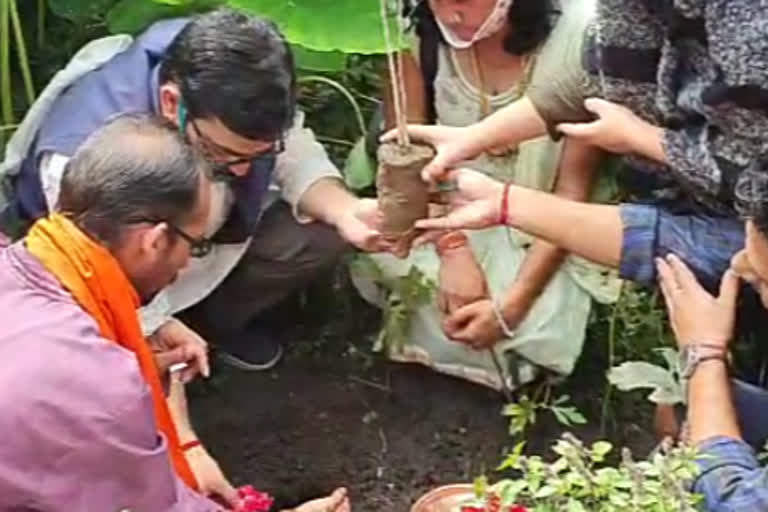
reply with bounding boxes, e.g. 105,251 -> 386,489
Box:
150,63 -> 161,115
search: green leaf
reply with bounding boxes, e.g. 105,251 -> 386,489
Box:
551,406 -> 587,427
658,347 -> 680,372
343,138 -> 377,191
608,494 -> 630,507
534,485 -> 557,499
228,0 -> 408,54
592,441 -> 613,458
566,499 -> 587,512
106,0 -> 224,34
497,442 -> 526,471
648,386 -> 684,405
608,361 -> 684,405
550,456 -> 568,475
497,480 -> 528,504
550,406 -> 570,426
472,475 -> 488,498
292,45 -> 347,72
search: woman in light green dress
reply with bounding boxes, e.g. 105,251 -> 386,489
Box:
351,0 -> 621,391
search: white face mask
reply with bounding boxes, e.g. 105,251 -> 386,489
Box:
434,0 -> 514,49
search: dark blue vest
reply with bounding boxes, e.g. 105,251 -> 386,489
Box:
7,17 -> 273,242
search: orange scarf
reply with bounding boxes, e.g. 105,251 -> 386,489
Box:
26,213 -> 198,490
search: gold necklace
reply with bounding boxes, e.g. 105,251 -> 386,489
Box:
470,44 -> 537,118
469,45 -> 537,159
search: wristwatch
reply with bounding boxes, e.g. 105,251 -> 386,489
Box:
679,344 -> 728,380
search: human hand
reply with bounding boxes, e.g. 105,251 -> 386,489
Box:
414,169 -> 504,233
442,299 -> 506,349
656,254 -> 740,350
381,124 -> 485,182
289,487 -> 350,512
149,318 -> 210,383
336,197 -> 410,257
185,444 -> 239,507
557,98 -> 653,155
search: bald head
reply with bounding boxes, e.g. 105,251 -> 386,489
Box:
58,114 -> 210,245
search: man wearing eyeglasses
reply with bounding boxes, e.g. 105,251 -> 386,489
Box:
0,7 -> 397,498
0,8 -> 398,371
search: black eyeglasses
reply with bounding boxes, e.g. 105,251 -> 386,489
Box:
166,221 -> 213,258
186,118 -> 285,181
131,218 -> 212,258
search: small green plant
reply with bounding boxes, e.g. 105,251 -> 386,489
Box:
350,255 -> 436,354
608,347 -> 683,405
464,434 -> 702,512
503,390 -> 586,440
588,283 -> 676,435
375,267 -> 435,354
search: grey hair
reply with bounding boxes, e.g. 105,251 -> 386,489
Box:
58,113 -> 210,245
735,161 -> 768,237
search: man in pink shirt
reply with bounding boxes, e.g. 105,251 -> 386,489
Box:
0,115 -> 349,512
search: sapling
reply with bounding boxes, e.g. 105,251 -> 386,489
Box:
376,0 -> 435,240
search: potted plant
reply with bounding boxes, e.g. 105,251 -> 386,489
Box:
412,433 -> 702,512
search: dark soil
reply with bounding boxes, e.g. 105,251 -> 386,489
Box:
189,269 -> 656,512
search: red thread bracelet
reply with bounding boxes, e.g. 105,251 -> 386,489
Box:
180,439 -> 202,452
498,183 -> 511,225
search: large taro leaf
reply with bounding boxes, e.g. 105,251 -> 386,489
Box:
48,0 -> 119,22
228,0 -> 407,54
608,361 -> 683,405
107,0 -> 405,54
292,45 -> 347,72
106,1 -> 346,70
106,0 -> 224,34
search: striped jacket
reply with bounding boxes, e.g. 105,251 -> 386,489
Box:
531,0 -> 768,214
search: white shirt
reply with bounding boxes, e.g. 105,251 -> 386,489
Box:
41,111 -> 342,335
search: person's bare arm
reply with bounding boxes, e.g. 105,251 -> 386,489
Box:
383,97 -> 547,180
688,360 -> 741,444
500,140 -> 602,325
383,51 -> 428,128
557,99 -> 668,164
502,182 -> 623,269
167,377 -> 238,506
298,177 -> 359,227
655,254 -> 742,443
414,169 -> 624,269
298,177 -> 399,254
457,98 -> 548,160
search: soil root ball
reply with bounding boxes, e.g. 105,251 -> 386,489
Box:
376,142 -> 435,239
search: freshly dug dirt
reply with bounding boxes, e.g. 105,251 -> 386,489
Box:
191,349 -> 654,510
189,271 -> 655,512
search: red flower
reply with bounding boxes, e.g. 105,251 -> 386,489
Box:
235,485 -> 274,512
507,506 -> 528,512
